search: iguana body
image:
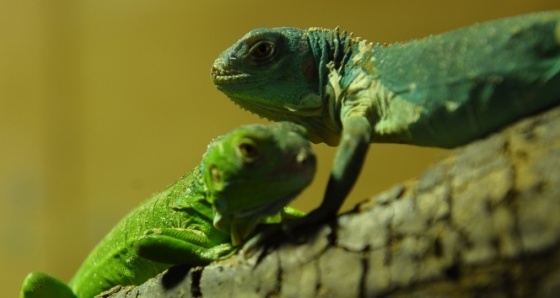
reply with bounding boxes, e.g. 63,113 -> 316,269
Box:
20,122 -> 316,298
211,11 -> 560,224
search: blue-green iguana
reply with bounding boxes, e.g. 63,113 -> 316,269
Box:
211,11 -> 560,230
20,122 -> 316,298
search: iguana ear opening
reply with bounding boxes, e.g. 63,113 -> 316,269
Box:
301,57 -> 317,84
202,163 -> 225,208
209,165 -> 224,189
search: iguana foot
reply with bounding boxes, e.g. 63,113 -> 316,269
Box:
240,210 -> 336,261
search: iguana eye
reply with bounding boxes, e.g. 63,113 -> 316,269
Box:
249,40 -> 275,61
238,142 -> 259,160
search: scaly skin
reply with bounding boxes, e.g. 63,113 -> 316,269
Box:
211,11 -> 560,228
20,122 -> 316,298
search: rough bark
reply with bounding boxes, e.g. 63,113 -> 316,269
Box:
101,106 -> 560,298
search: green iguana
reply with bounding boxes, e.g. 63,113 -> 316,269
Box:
211,11 -> 560,229
20,122 -> 316,298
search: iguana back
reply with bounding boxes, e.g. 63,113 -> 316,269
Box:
69,171 -> 218,297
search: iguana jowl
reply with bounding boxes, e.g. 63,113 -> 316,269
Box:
20,122 -> 316,298
211,11 -> 560,227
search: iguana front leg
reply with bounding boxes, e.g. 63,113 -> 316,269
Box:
303,116 -> 372,224
135,228 -> 236,264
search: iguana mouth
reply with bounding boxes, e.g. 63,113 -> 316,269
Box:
211,68 -> 275,87
210,65 -> 251,84
211,60 -> 254,84
211,73 -> 249,84
232,191 -> 299,219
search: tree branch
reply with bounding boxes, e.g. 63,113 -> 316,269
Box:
102,106 -> 560,297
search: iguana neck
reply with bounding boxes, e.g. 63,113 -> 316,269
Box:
306,27 -> 355,99
170,166 -> 214,221
303,27 -> 359,145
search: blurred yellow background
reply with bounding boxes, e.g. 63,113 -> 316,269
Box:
1,0 -> 556,295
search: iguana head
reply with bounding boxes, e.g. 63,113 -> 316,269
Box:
212,27 -> 352,145
211,28 -> 320,116
202,122 -> 316,245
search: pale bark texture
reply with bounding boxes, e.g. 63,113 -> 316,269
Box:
101,106 -> 560,298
